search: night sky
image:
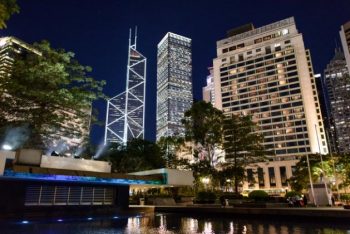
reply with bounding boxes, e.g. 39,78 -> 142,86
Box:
2,0 -> 350,144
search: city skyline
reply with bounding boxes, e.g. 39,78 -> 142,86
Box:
2,0 -> 350,144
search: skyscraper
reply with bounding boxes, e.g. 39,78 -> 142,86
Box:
323,48 -> 350,153
213,17 -> 328,160
156,32 -> 192,141
340,21 -> 350,74
203,67 -> 215,105
105,29 -> 146,145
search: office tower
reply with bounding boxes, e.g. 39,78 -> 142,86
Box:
156,32 -> 192,141
0,37 -> 91,154
105,29 -> 146,144
203,67 -> 215,105
213,17 -> 328,160
340,21 -> 350,74
323,48 -> 350,153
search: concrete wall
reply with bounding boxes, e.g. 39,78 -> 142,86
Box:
40,155 -> 111,173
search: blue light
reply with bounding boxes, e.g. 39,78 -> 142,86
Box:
113,216 -> 119,219
57,219 -> 63,222
3,170 -> 163,186
87,217 -> 93,221
21,220 -> 29,224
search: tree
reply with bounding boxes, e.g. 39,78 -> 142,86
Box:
0,0 -> 19,29
157,136 -> 186,169
182,101 -> 224,166
0,40 -> 106,149
223,114 -> 267,193
289,154 -> 336,192
101,138 -> 166,173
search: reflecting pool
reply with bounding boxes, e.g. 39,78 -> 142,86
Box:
2,213 -> 350,234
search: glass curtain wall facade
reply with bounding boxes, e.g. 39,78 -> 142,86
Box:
323,49 -> 350,153
213,17 -> 328,160
156,33 -> 192,141
105,29 -> 146,144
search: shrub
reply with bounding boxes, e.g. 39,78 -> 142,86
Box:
196,191 -> 217,204
248,190 -> 269,202
285,191 -> 301,198
340,194 -> 350,201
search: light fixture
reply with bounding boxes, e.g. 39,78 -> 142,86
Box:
2,144 -> 12,150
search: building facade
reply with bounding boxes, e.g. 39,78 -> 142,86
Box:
156,32 -> 192,141
105,29 -> 146,145
202,67 -> 215,105
340,21 -> 350,74
212,17 -> 328,191
323,49 -> 350,153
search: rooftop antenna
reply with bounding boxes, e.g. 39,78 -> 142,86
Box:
134,26 -> 138,48
129,28 -> 132,47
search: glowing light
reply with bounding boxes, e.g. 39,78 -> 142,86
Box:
87,217 -> 93,220
21,220 -> 29,224
201,177 -> 210,184
113,216 -> 119,219
2,144 -> 12,150
57,219 -> 63,222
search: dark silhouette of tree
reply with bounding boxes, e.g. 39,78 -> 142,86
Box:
223,114 -> 268,193
0,0 -> 19,29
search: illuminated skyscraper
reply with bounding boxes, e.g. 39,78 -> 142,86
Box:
105,29 -> 146,144
323,48 -> 350,153
213,17 -> 328,159
340,21 -> 350,74
156,32 -> 192,141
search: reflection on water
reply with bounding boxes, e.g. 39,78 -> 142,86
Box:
1,213 -> 350,234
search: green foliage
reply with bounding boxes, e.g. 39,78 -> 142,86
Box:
285,191 -> 301,198
340,194 -> 350,201
248,190 -> 269,201
157,136 -> 186,169
0,0 -> 19,29
100,138 -> 166,173
195,191 -> 217,204
222,114 -> 268,193
0,40 -> 106,149
182,101 -> 224,165
288,154 -> 339,192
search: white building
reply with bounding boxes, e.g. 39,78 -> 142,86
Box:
213,17 -> 328,191
203,67 -> 215,105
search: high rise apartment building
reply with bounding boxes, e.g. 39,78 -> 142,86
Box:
156,32 -> 192,141
105,29 -> 146,145
202,67 -> 215,105
323,49 -> 350,153
213,17 -> 328,160
340,21 -> 350,74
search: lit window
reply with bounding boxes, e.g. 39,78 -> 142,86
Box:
282,29 -> 289,35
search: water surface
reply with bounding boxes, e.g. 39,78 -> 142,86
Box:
2,213 -> 349,234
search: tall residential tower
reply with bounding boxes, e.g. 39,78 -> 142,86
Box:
105,29 -> 146,144
156,32 -> 192,141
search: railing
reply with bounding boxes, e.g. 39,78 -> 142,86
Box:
25,185 -> 114,206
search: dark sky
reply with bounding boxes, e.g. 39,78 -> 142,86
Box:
2,0 -> 350,144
